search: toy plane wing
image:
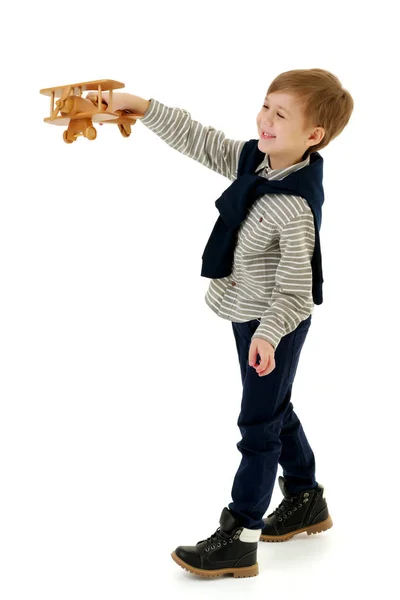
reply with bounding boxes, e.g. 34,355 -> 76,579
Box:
39,79 -> 125,98
93,112 -> 144,123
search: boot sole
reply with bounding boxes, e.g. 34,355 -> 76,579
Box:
259,514 -> 333,542
171,551 -> 259,578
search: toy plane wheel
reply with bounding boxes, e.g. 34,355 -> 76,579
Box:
118,123 -> 131,137
85,126 -> 97,140
63,131 -> 73,144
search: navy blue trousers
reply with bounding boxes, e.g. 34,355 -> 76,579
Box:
227,315 -> 317,530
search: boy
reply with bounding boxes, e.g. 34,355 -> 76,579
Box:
87,68 -> 354,579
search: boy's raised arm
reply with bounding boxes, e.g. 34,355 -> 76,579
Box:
140,98 -> 246,182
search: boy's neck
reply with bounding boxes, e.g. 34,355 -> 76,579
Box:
268,151 -> 308,171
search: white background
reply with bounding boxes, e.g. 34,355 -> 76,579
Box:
1,1 -> 399,598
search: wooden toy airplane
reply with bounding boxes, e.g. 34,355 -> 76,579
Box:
39,79 -> 145,143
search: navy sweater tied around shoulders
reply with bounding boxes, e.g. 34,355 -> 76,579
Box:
200,139 -> 325,305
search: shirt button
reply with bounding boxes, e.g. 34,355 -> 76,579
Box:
259,217 -> 263,222
231,281 -> 236,286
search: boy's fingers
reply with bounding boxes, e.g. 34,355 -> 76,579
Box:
256,358 -> 268,372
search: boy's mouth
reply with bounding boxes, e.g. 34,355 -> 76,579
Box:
261,131 -> 276,139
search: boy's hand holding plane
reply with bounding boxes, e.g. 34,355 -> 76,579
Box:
86,91 -> 150,117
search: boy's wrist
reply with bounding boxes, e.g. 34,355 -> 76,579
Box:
124,94 -> 151,115
139,98 -> 151,115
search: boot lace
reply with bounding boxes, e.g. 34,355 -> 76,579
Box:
197,526 -> 242,551
270,494 -> 307,521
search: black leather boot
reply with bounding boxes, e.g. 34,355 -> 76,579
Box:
260,475 -> 333,542
171,507 -> 260,578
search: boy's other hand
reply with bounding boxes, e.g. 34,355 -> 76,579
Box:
249,338 -> 275,377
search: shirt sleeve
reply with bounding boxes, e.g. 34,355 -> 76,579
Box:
140,98 -> 246,181
251,211 -> 315,351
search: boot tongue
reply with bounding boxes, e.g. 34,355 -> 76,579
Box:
219,507 -> 241,536
278,475 -> 292,498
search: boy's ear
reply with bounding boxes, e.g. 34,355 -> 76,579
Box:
309,127 -> 325,145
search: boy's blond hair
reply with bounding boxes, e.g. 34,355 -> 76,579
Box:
267,68 -> 354,155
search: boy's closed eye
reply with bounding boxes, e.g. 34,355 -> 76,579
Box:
263,105 -> 285,119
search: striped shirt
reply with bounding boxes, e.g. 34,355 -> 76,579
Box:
140,98 -> 316,350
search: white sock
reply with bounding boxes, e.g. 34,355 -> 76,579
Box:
239,527 -> 262,542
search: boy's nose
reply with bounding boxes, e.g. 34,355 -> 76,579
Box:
261,118 -> 273,127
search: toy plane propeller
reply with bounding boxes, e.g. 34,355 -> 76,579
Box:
40,79 -> 144,143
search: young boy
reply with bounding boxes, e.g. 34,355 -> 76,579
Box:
87,68 -> 354,579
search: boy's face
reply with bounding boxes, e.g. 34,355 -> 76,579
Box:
256,91 -> 323,168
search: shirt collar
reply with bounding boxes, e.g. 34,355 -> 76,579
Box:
255,152 -> 310,180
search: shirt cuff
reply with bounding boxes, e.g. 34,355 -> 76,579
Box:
251,324 -> 280,351
140,98 -> 160,124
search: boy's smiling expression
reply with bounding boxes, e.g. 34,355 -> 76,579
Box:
256,92 -> 325,171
